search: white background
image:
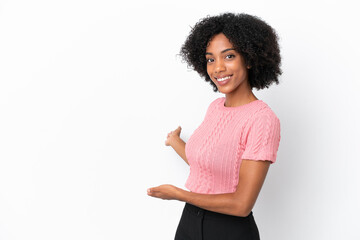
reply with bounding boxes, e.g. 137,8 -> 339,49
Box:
1,0 -> 359,239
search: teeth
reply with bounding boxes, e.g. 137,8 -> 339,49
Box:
217,76 -> 231,82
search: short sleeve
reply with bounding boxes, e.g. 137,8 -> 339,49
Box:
241,110 -> 281,164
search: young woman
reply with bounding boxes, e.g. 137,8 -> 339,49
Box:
147,12 -> 282,240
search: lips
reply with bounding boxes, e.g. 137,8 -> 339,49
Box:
215,75 -> 232,86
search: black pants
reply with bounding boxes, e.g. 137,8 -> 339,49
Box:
174,203 -> 260,240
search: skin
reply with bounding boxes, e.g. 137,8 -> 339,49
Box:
147,33 -> 271,217
205,33 -> 258,106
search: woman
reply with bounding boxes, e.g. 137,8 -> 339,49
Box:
147,12 -> 282,240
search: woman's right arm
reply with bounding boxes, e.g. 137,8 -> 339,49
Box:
165,126 -> 189,165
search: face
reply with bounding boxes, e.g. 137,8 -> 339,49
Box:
205,33 -> 249,94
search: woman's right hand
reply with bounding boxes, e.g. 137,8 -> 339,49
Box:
165,126 -> 182,146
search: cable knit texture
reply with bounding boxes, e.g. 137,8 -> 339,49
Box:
185,97 -> 281,194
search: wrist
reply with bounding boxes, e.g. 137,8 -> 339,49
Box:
170,135 -> 181,147
175,187 -> 188,202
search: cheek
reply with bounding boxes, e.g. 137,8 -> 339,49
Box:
232,62 -> 247,76
206,66 -> 212,78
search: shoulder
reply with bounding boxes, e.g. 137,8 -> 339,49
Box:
206,97 -> 224,110
248,101 -> 280,128
210,97 -> 224,106
251,101 -> 280,122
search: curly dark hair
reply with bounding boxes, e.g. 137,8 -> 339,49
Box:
180,12 -> 282,92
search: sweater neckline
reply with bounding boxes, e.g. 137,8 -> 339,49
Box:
219,97 -> 263,110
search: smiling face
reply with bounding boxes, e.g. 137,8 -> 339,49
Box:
205,33 -> 250,94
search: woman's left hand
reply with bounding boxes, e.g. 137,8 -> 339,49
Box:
147,184 -> 181,200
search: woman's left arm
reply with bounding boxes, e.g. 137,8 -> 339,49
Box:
147,159 -> 271,217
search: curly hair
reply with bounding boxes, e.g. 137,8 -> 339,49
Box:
180,12 -> 282,92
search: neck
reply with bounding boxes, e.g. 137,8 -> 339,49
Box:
224,82 -> 258,107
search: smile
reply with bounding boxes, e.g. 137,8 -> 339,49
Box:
215,75 -> 232,86
217,76 -> 231,82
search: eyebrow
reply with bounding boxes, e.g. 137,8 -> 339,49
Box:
205,48 -> 235,55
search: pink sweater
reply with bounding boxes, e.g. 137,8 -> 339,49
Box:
185,97 -> 281,194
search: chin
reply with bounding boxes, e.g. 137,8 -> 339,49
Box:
217,86 -> 234,94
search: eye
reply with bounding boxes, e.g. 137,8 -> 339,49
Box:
226,54 -> 235,59
206,58 -> 214,63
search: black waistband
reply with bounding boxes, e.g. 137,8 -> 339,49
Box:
184,202 -> 253,221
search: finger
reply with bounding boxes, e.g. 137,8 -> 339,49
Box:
147,188 -> 155,195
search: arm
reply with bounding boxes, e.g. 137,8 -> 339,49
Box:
170,136 -> 188,165
165,126 -> 188,165
147,160 -> 270,216
177,159 -> 270,217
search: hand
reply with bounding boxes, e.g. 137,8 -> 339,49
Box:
165,126 -> 182,146
147,184 -> 181,200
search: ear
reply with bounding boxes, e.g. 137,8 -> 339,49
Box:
247,66 -> 251,69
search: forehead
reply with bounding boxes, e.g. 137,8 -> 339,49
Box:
206,33 -> 234,51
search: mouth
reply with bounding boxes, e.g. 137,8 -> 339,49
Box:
214,75 -> 232,85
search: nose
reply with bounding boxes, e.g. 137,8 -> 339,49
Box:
214,59 -> 225,73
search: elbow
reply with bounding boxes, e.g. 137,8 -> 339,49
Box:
233,201 -> 253,217
234,208 -> 252,218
